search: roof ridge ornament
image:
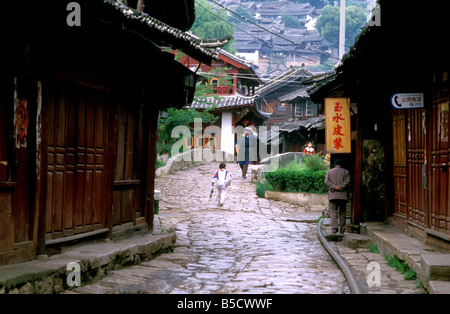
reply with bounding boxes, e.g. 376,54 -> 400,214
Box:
192,35 -> 234,49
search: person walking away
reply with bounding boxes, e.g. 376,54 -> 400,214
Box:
211,162 -> 232,206
303,142 -> 315,155
324,159 -> 350,235
235,127 -> 258,179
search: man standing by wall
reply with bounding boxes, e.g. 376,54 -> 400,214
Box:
325,159 -> 351,235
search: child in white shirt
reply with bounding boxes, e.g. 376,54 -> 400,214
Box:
211,163 -> 232,206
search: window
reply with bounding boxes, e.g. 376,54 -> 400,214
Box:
278,104 -> 287,112
210,78 -> 219,87
306,101 -> 317,116
295,101 -> 304,116
295,100 -> 318,117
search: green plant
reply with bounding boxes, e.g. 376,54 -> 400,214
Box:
315,215 -> 326,223
404,269 -> 417,281
265,167 -> 328,194
385,255 -> 407,273
300,155 -> 328,172
368,243 -> 380,254
385,254 -> 417,280
155,159 -> 166,170
256,181 -> 273,198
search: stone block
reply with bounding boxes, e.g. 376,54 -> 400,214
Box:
265,190 -> 328,210
428,280 -> 450,294
421,253 -> 450,282
359,222 -> 385,235
343,233 -> 372,249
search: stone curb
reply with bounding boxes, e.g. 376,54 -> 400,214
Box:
0,229 -> 176,294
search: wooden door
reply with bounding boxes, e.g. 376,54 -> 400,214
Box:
393,113 -> 407,219
429,69 -> 450,235
406,108 -> 427,227
11,100 -> 33,244
0,75 -> 37,262
112,102 -> 144,228
0,77 -> 14,253
10,77 -> 37,246
45,83 -> 109,242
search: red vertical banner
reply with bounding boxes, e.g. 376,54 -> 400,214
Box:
325,98 -> 351,154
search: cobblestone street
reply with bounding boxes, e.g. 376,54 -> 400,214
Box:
70,162 -> 348,294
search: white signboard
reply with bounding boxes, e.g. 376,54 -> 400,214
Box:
390,93 -> 424,109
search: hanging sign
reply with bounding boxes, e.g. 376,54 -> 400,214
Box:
15,99 -> 29,148
390,93 -> 424,109
325,98 -> 351,154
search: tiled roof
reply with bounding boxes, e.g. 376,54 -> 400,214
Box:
187,94 -> 271,120
218,48 -> 256,70
188,94 -> 257,110
279,87 -> 309,102
302,71 -> 339,102
104,0 -> 220,64
275,116 -> 325,133
256,66 -> 313,95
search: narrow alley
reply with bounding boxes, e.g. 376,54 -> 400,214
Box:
69,162 -> 348,294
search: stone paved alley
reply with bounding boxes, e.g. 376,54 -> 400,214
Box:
70,162 -> 348,294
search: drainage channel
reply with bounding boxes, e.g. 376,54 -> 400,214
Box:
317,218 -> 363,294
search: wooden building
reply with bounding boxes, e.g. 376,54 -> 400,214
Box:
276,86 -> 325,154
306,1 -> 450,251
256,66 -> 314,126
255,66 -> 325,154
181,49 -> 270,156
0,0 -> 218,265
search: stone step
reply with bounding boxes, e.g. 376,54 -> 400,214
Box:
367,229 -> 434,272
421,253 -> 450,284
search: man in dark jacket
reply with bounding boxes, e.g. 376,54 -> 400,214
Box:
325,159 -> 351,235
235,127 -> 258,179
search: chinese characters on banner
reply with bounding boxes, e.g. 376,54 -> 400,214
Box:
325,98 -> 351,153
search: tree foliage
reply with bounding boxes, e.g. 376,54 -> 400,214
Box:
157,67 -> 230,156
282,13 -> 302,28
157,108 -> 219,156
190,0 -> 236,53
315,4 -> 367,48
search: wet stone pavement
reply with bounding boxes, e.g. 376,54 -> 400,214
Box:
69,162 -> 348,294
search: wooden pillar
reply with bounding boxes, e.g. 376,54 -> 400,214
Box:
145,107 -> 159,231
105,100 -> 119,239
352,115 -> 362,225
35,81 -> 48,254
383,108 -> 395,221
